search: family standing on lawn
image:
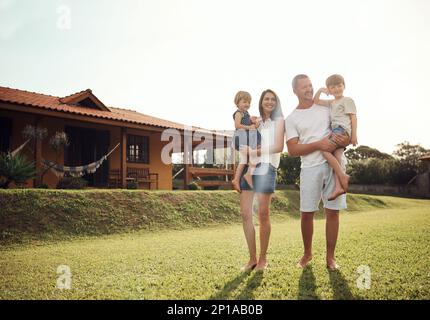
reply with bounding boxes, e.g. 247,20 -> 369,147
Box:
232,74 -> 356,272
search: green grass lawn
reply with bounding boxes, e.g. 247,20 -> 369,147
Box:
1,193 -> 429,300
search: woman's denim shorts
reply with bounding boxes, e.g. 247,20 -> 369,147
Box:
240,163 -> 277,194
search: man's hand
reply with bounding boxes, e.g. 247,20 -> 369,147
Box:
331,133 -> 350,148
319,136 -> 337,152
351,136 -> 358,146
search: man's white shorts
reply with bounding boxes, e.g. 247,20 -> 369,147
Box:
299,162 -> 347,212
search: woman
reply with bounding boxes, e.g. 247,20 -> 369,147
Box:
239,89 -> 285,272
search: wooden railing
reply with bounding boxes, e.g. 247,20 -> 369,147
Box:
185,166 -> 234,189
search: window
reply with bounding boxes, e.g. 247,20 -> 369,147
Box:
127,135 -> 149,163
0,117 -> 12,153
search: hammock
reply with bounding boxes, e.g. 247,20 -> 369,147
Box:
10,139 -> 31,156
42,143 -> 120,177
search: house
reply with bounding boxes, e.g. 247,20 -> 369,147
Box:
418,154 -> 430,198
0,86 -> 233,190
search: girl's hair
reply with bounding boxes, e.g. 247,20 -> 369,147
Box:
234,91 -> 252,106
258,89 -> 284,120
326,74 -> 345,87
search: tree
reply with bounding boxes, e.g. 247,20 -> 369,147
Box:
391,142 -> 430,184
345,145 -> 393,161
277,153 -> 301,185
393,141 -> 430,174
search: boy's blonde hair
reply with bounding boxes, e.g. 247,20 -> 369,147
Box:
326,74 -> 345,88
234,91 -> 251,106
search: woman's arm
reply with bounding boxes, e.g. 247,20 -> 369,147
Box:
350,114 -> 358,146
314,88 -> 332,107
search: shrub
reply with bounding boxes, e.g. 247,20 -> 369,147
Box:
0,153 -> 36,189
35,183 -> 49,189
187,182 -> 201,190
126,180 -> 138,190
57,176 -> 88,189
277,153 -> 301,186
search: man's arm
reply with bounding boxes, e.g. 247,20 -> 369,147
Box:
286,136 -> 337,157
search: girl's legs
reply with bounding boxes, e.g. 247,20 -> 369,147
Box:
255,192 -> 272,271
323,149 -> 350,201
232,148 -> 248,192
232,164 -> 246,192
243,148 -> 259,188
240,191 -> 257,270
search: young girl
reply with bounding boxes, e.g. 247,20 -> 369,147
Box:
231,91 -> 261,192
314,74 -> 358,200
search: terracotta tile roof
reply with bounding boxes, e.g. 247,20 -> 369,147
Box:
0,86 -> 229,136
420,154 -> 430,161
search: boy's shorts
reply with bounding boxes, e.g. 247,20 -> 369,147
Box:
299,162 -> 347,212
330,126 -> 349,148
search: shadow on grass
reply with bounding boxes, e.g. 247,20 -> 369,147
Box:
328,269 -> 357,300
298,266 -> 320,300
236,271 -> 264,300
209,270 -> 263,300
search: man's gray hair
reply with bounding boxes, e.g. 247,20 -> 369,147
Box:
292,74 -> 309,89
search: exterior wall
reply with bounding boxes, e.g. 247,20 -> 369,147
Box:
0,106 -> 173,190
125,128 -> 173,190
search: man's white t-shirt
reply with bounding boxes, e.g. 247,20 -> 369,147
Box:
285,104 -> 332,168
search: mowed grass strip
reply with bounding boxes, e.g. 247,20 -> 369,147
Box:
1,194 -> 429,300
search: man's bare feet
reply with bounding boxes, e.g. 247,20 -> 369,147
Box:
243,172 -> 253,188
254,259 -> 268,272
240,260 -> 257,272
232,179 -> 241,193
339,174 -> 350,192
326,258 -> 340,271
328,187 -> 346,201
296,255 -> 313,268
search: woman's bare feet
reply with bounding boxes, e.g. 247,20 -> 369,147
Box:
326,258 -> 340,271
232,179 -> 241,193
296,254 -> 313,268
254,259 -> 268,272
243,171 -> 253,188
240,259 -> 258,272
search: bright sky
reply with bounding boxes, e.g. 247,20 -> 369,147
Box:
1,0 -> 429,154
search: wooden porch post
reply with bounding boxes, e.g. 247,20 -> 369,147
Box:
121,127 -> 127,188
183,130 -> 193,189
34,117 -> 43,187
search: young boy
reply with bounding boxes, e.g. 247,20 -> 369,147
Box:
231,91 -> 261,192
314,74 -> 358,200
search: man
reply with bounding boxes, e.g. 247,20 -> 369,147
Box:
285,74 -> 350,270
